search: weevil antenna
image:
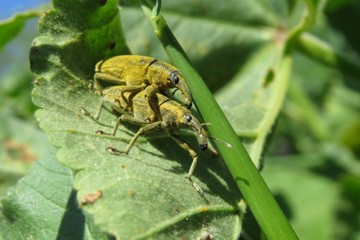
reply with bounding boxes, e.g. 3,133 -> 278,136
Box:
198,122 -> 231,148
210,136 -> 232,149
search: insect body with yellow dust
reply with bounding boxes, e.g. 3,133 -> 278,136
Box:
93,55 -> 192,121
83,87 -> 209,180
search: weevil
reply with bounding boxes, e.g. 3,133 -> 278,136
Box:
82,87 -> 208,180
93,55 -> 192,121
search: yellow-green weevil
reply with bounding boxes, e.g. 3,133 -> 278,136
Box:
93,55 -> 192,121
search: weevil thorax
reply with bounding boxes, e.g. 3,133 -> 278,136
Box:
147,61 -> 192,108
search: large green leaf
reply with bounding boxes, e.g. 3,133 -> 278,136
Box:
215,44 -> 290,166
0,111 -> 49,197
263,145 -> 360,240
0,147 -> 107,239
262,154 -> 339,240
0,11 -> 40,52
262,9 -> 360,238
30,0 -> 244,238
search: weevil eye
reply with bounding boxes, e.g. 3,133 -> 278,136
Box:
186,115 -> 192,123
169,72 -> 180,84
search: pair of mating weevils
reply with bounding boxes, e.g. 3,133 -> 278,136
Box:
83,55 -> 213,181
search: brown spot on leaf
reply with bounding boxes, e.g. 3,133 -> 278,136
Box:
4,139 -> 36,163
172,206 -> 180,214
128,189 -> 136,197
274,26 -> 287,45
81,190 -> 102,206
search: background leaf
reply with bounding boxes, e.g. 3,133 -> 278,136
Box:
0,147 -> 107,239
0,110 -> 48,197
0,11 -> 40,51
0,4 -> 52,199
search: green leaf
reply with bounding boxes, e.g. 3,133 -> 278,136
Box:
262,154 -> 340,240
263,144 -> 360,240
0,110 -> 49,197
264,24 -> 360,238
215,43 -> 290,166
0,11 -> 41,52
0,110 -> 107,238
0,147 -> 107,239
30,0 -> 242,238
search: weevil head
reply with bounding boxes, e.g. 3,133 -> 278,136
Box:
167,71 -> 192,108
180,112 -> 208,151
149,61 -> 192,109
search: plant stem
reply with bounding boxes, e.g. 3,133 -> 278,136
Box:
287,79 -> 330,141
287,0 -> 315,42
296,33 -> 360,80
141,1 -> 299,239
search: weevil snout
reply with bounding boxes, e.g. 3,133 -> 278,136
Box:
198,132 -> 208,151
200,143 -> 208,151
168,71 -> 192,109
178,87 -> 192,109
185,114 -> 208,151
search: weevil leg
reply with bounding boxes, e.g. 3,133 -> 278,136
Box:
94,99 -> 105,120
113,84 -> 148,109
191,180 -> 204,196
94,73 -> 127,95
110,113 -> 149,136
108,116 -> 164,154
95,73 -> 127,85
144,85 -> 162,122
170,133 -> 198,180
81,99 -> 105,122
120,113 -> 152,125
108,114 -> 123,136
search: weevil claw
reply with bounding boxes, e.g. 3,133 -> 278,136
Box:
88,82 -> 93,90
191,181 -> 204,196
81,107 -> 90,116
96,130 -> 111,135
106,147 -> 127,155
